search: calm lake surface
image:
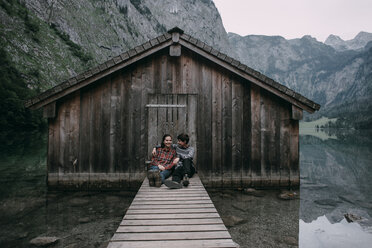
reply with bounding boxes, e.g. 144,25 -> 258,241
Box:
0,129 -> 371,247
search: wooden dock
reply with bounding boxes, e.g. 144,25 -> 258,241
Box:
107,175 -> 237,248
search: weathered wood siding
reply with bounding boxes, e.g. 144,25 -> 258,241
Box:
47,48 -> 299,189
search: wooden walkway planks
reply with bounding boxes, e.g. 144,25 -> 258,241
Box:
107,175 -> 237,248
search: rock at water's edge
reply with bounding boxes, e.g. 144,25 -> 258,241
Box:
344,213 -> 363,223
30,236 -> 59,247
222,215 -> 246,227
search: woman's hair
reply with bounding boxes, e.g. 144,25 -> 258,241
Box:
161,134 -> 172,148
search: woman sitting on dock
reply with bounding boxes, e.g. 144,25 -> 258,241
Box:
147,134 -> 179,187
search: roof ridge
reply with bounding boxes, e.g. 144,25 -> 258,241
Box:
25,32 -> 173,108
25,27 -> 320,112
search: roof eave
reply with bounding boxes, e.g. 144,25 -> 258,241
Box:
25,35 -> 173,110
178,36 -> 320,113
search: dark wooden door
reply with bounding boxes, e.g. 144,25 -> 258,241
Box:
147,94 -> 197,159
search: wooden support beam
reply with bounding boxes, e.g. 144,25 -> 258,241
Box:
172,32 -> 180,43
43,101 -> 56,118
145,104 -> 186,108
170,44 -> 181,57
291,105 -> 303,120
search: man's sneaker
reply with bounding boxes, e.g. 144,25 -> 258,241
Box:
147,171 -> 155,187
154,171 -> 162,187
182,174 -> 189,187
164,180 -> 182,189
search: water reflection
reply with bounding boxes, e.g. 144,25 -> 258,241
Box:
0,132 -> 135,247
1,191 -> 134,247
209,129 -> 372,248
209,189 -> 300,248
1,129 -> 372,247
299,129 -> 372,248
300,215 -> 372,248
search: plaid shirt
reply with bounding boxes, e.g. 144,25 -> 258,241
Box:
150,147 -> 177,170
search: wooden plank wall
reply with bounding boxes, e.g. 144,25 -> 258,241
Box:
47,48 -> 299,189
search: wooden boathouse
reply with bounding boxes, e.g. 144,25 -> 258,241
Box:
25,27 -> 320,190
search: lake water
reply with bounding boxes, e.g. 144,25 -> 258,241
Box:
0,129 -> 371,247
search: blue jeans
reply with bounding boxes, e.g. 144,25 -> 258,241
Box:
149,166 -> 172,183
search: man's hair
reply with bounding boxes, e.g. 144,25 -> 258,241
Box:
177,133 -> 189,144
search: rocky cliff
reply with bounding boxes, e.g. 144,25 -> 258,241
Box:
325,32 -> 372,51
0,0 -> 232,91
228,32 -> 372,127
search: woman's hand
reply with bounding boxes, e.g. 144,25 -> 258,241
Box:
158,165 -> 165,171
152,148 -> 157,156
173,157 -> 179,165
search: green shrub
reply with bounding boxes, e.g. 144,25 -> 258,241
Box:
50,23 -> 92,63
0,46 -> 46,138
119,5 -> 128,15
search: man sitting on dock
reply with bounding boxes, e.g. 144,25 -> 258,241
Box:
153,133 -> 195,189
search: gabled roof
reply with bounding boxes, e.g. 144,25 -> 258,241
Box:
25,27 -> 320,113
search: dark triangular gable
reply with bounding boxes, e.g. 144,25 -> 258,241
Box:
25,27 -> 320,113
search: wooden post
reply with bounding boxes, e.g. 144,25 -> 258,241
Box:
170,44 -> 181,57
43,101 -> 56,118
172,32 -> 180,43
291,105 -> 303,120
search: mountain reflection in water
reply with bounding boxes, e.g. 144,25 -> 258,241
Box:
211,129 -> 372,248
299,129 -> 372,248
300,215 -> 372,248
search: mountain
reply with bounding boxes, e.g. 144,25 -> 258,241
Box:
227,33 -> 357,105
0,0 -> 232,91
1,0 -> 371,131
228,33 -> 372,128
325,32 -> 372,51
325,44 -> 372,128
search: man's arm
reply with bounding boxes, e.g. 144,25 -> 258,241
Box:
179,146 -> 195,160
